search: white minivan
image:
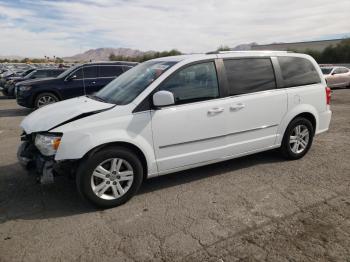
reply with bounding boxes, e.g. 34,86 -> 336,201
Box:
18,51 -> 332,208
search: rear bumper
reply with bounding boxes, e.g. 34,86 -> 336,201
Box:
316,109 -> 332,135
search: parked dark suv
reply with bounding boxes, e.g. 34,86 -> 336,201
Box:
4,68 -> 66,97
16,62 -> 137,108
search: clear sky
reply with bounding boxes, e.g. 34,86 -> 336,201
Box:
0,0 -> 349,57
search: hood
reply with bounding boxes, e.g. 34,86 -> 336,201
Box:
21,96 -> 115,134
17,77 -> 56,86
10,76 -> 25,82
9,76 -> 22,80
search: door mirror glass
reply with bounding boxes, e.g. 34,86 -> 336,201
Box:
68,74 -> 77,81
153,90 -> 175,107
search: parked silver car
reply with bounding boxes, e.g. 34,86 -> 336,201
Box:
321,66 -> 350,88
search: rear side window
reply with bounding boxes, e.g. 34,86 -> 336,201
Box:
160,62 -> 219,104
74,66 -> 98,79
223,58 -> 276,95
99,65 -> 124,78
33,70 -> 49,78
340,68 -> 349,74
278,57 -> 321,87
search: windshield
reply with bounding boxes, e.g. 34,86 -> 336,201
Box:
2,70 -> 14,77
56,64 -> 80,78
321,68 -> 333,75
95,60 -> 177,105
20,69 -> 33,77
24,70 -> 37,79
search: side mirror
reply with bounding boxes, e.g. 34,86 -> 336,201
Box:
153,90 -> 175,107
67,74 -> 77,81
331,72 -> 337,75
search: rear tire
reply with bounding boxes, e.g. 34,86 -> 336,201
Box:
34,92 -> 59,108
76,146 -> 144,208
280,117 -> 314,160
7,85 -> 15,97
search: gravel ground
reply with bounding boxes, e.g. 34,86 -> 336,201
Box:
0,90 -> 349,262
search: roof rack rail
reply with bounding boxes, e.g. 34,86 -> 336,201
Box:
206,50 -> 294,55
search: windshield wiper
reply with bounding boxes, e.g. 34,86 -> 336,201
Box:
87,94 -> 108,103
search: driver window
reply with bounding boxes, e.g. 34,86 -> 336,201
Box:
159,62 -> 219,105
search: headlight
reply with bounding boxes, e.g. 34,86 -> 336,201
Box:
19,86 -> 32,91
35,133 -> 62,156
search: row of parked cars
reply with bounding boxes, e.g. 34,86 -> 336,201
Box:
0,63 -> 69,97
0,61 -> 137,108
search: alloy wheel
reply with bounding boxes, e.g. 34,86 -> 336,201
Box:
37,95 -> 57,107
289,124 -> 310,154
91,158 -> 134,200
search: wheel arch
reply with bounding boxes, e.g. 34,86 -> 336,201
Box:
83,141 -> 149,180
291,112 -> 316,134
277,105 -> 319,145
32,89 -> 62,107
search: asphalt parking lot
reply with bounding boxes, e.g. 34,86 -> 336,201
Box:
0,90 -> 349,262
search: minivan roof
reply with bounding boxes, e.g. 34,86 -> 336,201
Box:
151,51 -> 309,63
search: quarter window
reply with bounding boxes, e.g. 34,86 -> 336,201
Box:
339,68 -> 349,74
99,66 -> 124,78
278,57 -> 321,87
160,62 -> 219,104
223,58 -> 276,95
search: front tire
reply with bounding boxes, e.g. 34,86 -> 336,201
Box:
76,147 -> 144,208
34,92 -> 59,108
280,117 -> 314,160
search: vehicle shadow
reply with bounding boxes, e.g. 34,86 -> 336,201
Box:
0,150 -> 283,223
0,95 -> 14,100
0,108 -> 32,117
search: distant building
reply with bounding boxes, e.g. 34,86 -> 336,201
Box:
251,38 -> 349,52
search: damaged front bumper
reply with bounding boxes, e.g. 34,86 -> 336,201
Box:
17,141 -> 55,184
17,135 -> 77,184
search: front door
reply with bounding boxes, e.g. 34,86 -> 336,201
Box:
151,61 -> 229,172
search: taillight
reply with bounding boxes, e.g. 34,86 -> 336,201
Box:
326,87 -> 331,105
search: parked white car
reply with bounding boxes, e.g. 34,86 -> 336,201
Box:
321,66 -> 350,88
18,51 -> 332,208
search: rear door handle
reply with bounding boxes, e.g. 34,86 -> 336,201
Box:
230,103 -> 245,111
91,81 -> 96,84
208,107 -> 224,114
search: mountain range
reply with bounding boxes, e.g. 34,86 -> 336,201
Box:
62,43 -> 259,62
62,47 -> 155,62
1,43 -> 258,62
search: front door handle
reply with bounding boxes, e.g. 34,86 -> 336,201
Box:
208,107 -> 224,114
91,81 -> 96,84
230,103 -> 245,111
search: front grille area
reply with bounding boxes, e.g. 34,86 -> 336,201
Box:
20,131 -> 34,142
